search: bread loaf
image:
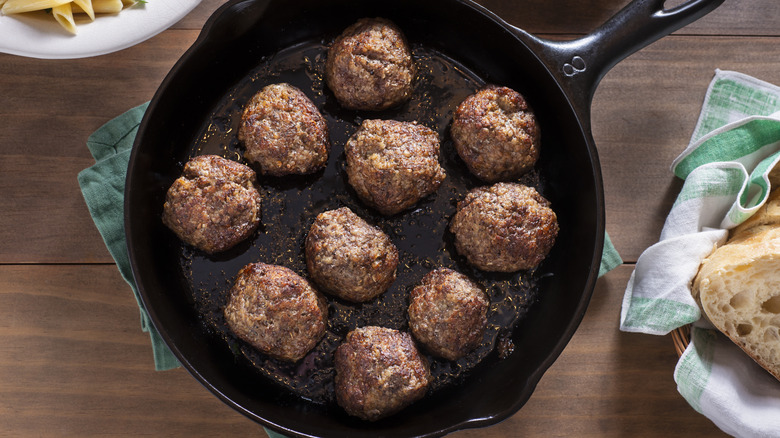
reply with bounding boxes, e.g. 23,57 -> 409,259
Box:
692,188 -> 780,382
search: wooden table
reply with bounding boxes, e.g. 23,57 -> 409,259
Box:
1,0 -> 775,436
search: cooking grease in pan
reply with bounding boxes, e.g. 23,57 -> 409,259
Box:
177,41 -> 551,406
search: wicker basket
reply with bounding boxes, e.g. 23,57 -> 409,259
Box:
672,324 -> 692,357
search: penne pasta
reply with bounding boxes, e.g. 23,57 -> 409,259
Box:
71,0 -> 95,20
52,3 -> 77,35
2,0 -> 71,14
2,0 -> 142,34
89,0 -> 122,14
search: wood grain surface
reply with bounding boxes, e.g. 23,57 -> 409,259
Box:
2,0 -> 776,436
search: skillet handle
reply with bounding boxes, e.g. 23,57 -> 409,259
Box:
512,0 -> 724,134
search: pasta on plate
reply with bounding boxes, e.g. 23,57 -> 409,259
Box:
1,0 -> 142,34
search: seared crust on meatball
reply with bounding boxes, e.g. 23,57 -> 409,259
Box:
162,155 -> 262,254
238,83 -> 330,176
408,268 -> 489,360
451,85 -> 540,182
450,183 -> 558,272
334,326 -> 431,421
325,18 -> 416,111
224,263 -> 328,362
305,207 -> 398,302
345,119 -> 446,215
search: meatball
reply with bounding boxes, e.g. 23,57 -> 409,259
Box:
449,183 -> 558,272
451,85 -> 540,182
325,18 -> 416,111
408,268 -> 489,360
162,155 -> 261,254
345,119 -> 446,215
238,83 -> 330,176
305,207 -> 398,302
334,326 -> 431,421
224,263 -> 328,362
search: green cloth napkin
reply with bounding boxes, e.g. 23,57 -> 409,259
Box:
599,232 -> 622,277
78,102 -> 620,436
620,69 -> 780,437
78,102 -> 180,371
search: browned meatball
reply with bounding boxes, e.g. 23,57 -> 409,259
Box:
449,183 -> 558,272
223,263 -> 328,362
305,207 -> 398,302
325,18 -> 415,111
334,326 -> 431,421
451,85 -> 540,182
345,119 -> 446,215
408,268 -> 489,360
238,83 -> 330,176
162,155 -> 261,254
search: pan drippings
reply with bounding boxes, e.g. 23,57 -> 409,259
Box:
180,41 -> 548,406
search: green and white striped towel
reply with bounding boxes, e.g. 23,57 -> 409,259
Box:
620,70 -> 780,437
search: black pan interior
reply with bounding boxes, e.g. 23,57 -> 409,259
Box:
126,0 -> 604,436
188,40 -> 547,403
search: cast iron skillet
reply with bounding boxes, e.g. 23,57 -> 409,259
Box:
125,0 -> 723,436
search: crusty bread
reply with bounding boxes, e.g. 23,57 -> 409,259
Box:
692,188 -> 780,382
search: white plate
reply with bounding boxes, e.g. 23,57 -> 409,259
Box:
0,0 -> 202,59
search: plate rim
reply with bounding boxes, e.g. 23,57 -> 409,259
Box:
0,0 -> 203,59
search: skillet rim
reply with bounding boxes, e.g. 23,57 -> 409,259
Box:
124,0 -> 606,436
